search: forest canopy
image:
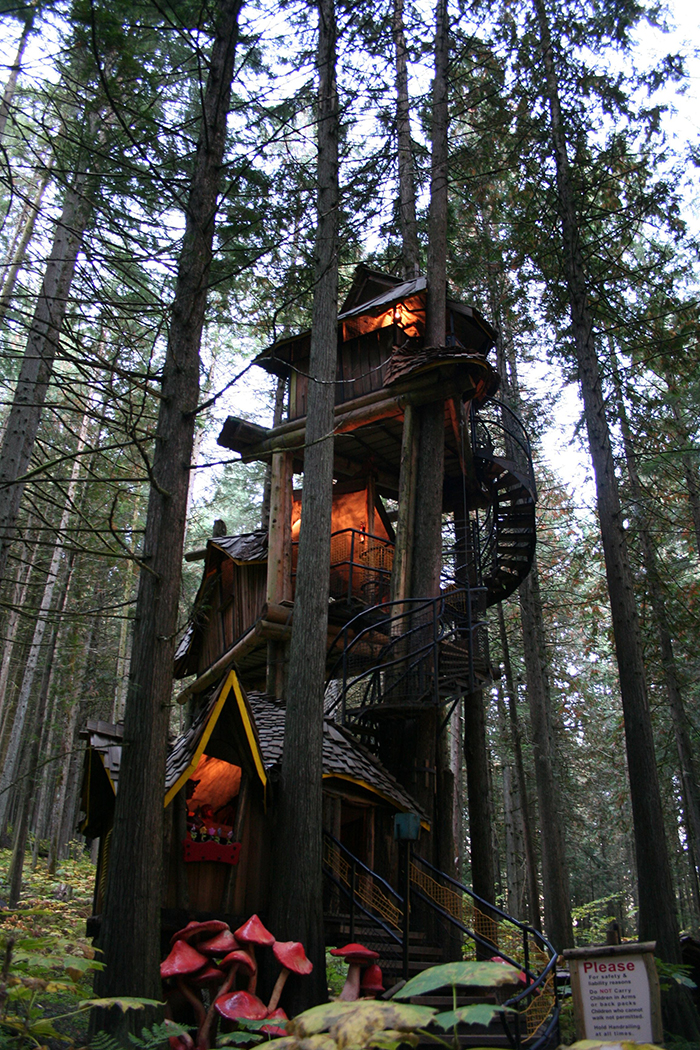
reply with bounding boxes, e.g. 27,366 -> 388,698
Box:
0,0 -> 699,1032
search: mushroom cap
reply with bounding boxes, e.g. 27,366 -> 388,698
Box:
360,963 -> 384,994
198,930 -> 240,956
262,1008 -> 289,1035
329,943 -> 379,963
234,914 -> 275,946
160,939 -> 208,979
170,919 -> 229,947
191,963 -> 225,988
214,990 -> 268,1021
221,948 -> 257,976
272,940 -> 313,975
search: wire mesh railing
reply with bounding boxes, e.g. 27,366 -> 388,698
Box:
323,832 -> 404,970
411,853 -> 558,1043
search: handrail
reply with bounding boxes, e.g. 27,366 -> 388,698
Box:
410,853 -> 558,1031
322,831 -> 404,957
321,835 -> 558,1046
325,590 -> 486,722
293,527 -> 394,605
471,399 -> 537,502
326,831 -> 403,907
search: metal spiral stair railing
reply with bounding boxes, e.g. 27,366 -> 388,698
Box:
471,400 -> 537,607
325,588 -> 488,732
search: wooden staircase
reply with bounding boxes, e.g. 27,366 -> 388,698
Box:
323,834 -> 560,1050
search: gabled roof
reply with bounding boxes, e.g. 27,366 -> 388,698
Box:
247,691 -> 428,823
80,671 -> 429,834
166,675 -> 428,823
174,531 -> 268,670
254,267 -> 496,379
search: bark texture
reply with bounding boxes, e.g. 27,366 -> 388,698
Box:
93,0 -> 242,1022
268,0 -> 338,1013
0,170 -> 92,587
392,0 -> 420,279
497,602 -> 541,931
612,360 -> 700,894
518,562 -> 572,950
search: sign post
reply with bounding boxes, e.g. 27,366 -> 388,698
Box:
563,942 -> 662,1044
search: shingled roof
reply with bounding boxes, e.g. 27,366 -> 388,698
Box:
83,672 -> 427,824
246,691 -> 427,821
163,675 -> 426,821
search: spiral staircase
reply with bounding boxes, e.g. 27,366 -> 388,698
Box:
325,399 -> 536,734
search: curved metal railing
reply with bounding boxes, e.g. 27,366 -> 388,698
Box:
325,589 -> 487,724
471,399 -> 537,500
321,832 -> 558,1048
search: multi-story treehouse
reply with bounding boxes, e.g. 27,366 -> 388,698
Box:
82,266 -> 558,1046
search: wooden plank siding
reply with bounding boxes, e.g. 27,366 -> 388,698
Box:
196,562 -> 267,677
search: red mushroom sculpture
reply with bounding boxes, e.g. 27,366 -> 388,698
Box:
198,929 -> 240,956
267,940 -> 313,1013
214,989 -> 268,1037
330,943 -> 380,1000
197,949 -> 256,1050
262,1008 -> 289,1036
160,939 -> 209,1027
233,914 -> 275,994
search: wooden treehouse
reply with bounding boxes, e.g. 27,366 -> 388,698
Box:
81,267 -> 560,1046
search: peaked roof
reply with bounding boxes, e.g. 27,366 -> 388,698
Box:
81,671 -> 428,833
165,672 -> 428,822
255,266 -> 496,378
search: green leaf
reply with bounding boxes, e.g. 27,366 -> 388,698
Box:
27,1018 -> 64,1039
216,1033 -> 264,1045
367,1029 -> 419,1049
79,997 -> 163,1011
432,1004 -> 502,1029
291,1000 -> 435,1039
395,962 -> 522,998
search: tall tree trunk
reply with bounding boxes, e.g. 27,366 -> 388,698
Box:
0,408 -> 90,833
0,162 -> 53,327
93,0 -> 242,1023
532,3 -> 693,1031
268,0 -> 338,1012
0,521 -> 38,733
8,631 -> 55,908
664,375 -> 700,559
0,11 -> 33,143
497,602 -> 541,930
611,355 -> 700,905
518,562 -> 572,950
392,0 -> 420,279
0,169 -> 92,585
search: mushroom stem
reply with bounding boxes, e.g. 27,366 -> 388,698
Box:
267,968 -> 290,1013
246,946 -> 258,993
176,976 -> 206,1027
339,963 -> 363,1001
197,963 -> 239,1050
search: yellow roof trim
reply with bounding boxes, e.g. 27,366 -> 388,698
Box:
163,670 -> 235,808
322,773 -> 430,831
232,673 -> 268,808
